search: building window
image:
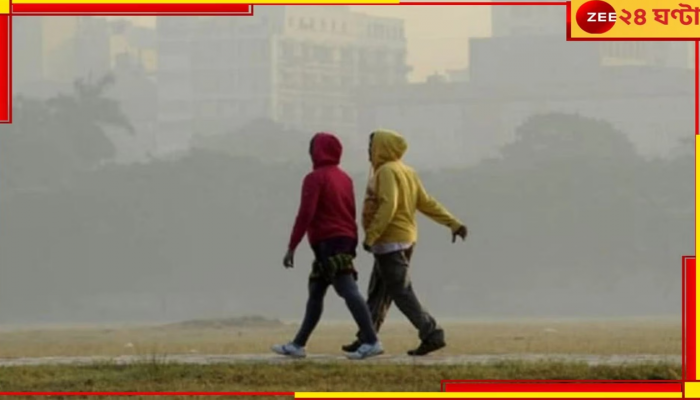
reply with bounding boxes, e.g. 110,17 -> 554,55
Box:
320,19 -> 326,30
281,41 -> 295,60
288,17 -> 294,27
376,24 -> 385,39
314,45 -> 333,63
301,44 -> 312,61
341,48 -> 353,64
300,18 -> 314,30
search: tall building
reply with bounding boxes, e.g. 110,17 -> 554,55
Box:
15,17 -> 155,90
42,17 -> 81,83
491,3 -> 692,69
491,3 -> 564,37
74,17 -> 112,80
109,20 -> 157,75
155,7 -> 409,155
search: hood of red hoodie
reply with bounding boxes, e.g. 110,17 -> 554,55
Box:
311,132 -> 342,169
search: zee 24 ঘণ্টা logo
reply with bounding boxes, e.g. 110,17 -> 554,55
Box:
575,0 -> 700,34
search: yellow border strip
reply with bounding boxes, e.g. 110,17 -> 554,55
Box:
686,382 -> 700,398
295,393 -> 680,399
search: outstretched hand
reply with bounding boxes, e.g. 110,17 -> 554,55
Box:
283,250 -> 295,269
452,225 -> 468,243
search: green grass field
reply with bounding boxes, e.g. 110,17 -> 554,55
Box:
0,361 -> 682,393
0,318 -> 682,396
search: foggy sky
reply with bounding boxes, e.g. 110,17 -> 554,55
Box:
1,5 -> 693,325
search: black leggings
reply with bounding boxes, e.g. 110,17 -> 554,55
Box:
293,273 -> 378,347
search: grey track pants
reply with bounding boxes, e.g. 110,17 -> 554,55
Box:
357,246 -> 444,343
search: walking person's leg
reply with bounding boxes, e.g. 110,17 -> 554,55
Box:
332,273 -> 384,359
374,247 -> 446,356
342,261 -> 393,352
366,261 -> 394,332
271,277 -> 329,358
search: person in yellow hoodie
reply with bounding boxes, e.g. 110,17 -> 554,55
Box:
342,129 -> 468,356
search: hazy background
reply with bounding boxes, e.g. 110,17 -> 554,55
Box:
2,3 -> 694,324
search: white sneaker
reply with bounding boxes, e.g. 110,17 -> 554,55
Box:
271,342 -> 306,358
346,341 -> 384,360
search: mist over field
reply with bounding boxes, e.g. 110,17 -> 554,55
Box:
2,4 -> 693,325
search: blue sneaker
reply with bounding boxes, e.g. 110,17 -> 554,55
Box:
271,342 -> 306,358
346,341 -> 384,360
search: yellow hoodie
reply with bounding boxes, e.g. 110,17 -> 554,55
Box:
362,129 -> 463,247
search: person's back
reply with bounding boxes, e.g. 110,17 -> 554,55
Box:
346,128 -> 467,357
364,130 -> 462,247
277,132 -> 383,361
288,133 -> 357,250
307,162 -> 357,246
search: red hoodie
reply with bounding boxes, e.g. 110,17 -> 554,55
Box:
287,133 -> 358,251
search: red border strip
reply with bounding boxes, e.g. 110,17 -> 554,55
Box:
12,3 -> 252,14
0,14 -> 10,123
444,383 -> 682,392
687,257 -> 697,381
0,393 -> 294,396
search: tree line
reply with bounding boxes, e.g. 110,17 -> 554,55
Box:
0,78 -> 690,323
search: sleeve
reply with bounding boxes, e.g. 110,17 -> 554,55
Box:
364,167 -> 399,246
287,173 -> 322,251
415,173 -> 463,231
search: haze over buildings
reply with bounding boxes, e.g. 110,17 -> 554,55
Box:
2,6 -> 693,323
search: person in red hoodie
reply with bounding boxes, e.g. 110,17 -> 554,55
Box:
272,132 -> 384,360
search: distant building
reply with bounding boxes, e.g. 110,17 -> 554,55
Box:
446,68 -> 469,83
75,17 -> 112,80
358,36 -> 693,170
155,7 -> 409,155
491,3 -> 564,37
491,3 -> 692,69
41,17 -> 81,84
14,17 -> 156,92
109,20 -> 157,75
13,17 -> 101,96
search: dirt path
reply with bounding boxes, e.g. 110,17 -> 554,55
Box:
0,353 -> 681,367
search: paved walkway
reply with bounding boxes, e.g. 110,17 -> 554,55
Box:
0,353 -> 681,367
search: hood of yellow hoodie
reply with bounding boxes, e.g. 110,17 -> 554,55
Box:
370,129 -> 407,169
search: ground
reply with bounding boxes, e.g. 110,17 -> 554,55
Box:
0,318 -> 682,396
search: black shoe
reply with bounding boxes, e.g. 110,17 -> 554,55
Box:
342,340 -> 361,353
407,340 -> 446,356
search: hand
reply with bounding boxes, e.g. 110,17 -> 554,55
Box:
362,242 -> 372,253
283,250 -> 295,269
452,225 -> 467,243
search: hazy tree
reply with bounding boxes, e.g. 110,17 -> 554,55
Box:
0,113 -> 688,322
0,74 -> 133,195
194,118 -> 308,164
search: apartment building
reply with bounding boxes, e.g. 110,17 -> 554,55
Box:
155,7 -> 409,155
